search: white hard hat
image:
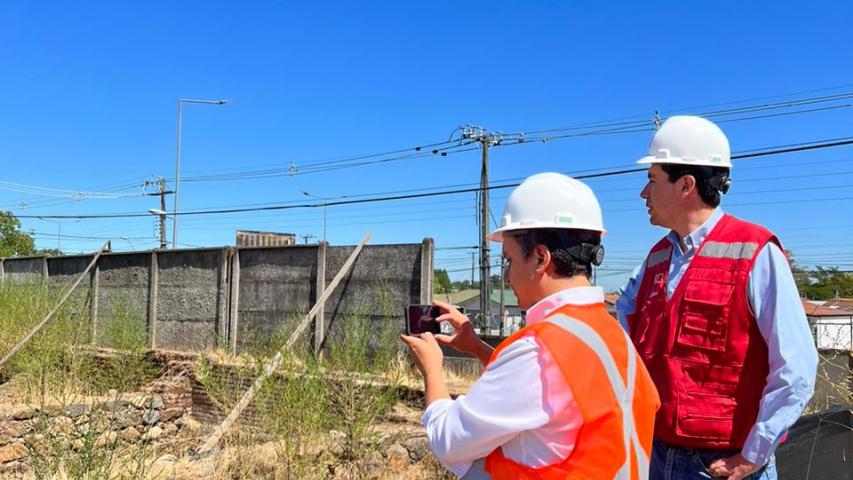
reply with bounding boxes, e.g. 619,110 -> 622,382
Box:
487,172 -> 605,242
638,115 -> 732,168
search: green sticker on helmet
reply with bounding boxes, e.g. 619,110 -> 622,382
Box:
710,156 -> 722,163
556,215 -> 574,225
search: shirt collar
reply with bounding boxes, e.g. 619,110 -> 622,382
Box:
666,207 -> 724,252
525,287 -> 605,326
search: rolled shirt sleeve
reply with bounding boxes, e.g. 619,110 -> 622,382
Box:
421,336 -> 576,477
742,242 -> 819,466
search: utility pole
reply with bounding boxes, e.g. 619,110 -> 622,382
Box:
471,251 -> 476,291
144,178 -> 173,249
158,178 -> 168,249
462,125 -> 502,330
300,234 -> 316,245
499,258 -> 506,335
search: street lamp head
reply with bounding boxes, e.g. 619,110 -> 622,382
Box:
148,208 -> 167,216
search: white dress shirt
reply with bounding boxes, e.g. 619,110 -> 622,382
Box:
422,287 -> 606,477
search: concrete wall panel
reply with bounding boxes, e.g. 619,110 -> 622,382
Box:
95,253 -> 150,347
322,244 -> 424,346
3,257 -> 44,284
47,255 -> 92,286
236,246 -> 319,351
155,249 -> 223,351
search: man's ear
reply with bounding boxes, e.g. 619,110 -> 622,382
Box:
534,244 -> 551,275
679,174 -> 697,197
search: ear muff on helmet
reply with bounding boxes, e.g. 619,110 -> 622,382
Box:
708,172 -> 732,194
566,243 -> 605,266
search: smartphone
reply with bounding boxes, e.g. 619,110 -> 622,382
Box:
405,304 -> 442,336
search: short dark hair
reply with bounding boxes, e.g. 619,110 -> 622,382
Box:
660,164 -> 730,207
508,228 -> 601,279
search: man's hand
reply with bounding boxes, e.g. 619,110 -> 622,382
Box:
707,454 -> 761,480
400,332 -> 449,405
400,332 -> 444,378
432,299 -> 495,366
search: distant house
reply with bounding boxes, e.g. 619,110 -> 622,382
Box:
803,299 -> 853,351
236,230 -> 296,247
436,289 -> 624,336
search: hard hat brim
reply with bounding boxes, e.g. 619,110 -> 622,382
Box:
487,224 -> 607,243
637,155 -> 733,168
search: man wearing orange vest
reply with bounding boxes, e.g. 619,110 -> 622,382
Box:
403,173 -> 660,479
616,116 -> 818,480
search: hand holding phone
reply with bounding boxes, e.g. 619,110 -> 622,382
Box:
405,304 -> 443,336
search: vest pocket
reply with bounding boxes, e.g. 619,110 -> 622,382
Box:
676,389 -> 736,441
675,281 -> 734,352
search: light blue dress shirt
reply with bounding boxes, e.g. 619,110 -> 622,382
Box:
615,208 -> 818,466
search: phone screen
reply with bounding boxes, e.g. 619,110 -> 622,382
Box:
406,304 -> 442,336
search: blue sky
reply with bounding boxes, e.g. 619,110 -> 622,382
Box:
1,1 -> 852,292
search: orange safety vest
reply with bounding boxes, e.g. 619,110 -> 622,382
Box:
482,302 -> 660,480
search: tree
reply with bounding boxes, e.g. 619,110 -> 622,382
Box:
0,211 -> 36,258
451,279 -> 473,291
788,251 -> 853,300
434,269 -> 452,294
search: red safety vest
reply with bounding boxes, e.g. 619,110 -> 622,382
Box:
484,301 -> 660,480
628,214 -> 779,449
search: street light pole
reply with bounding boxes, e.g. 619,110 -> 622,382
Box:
173,98 -> 228,249
300,190 -> 347,243
120,236 -> 135,251
37,217 -> 61,252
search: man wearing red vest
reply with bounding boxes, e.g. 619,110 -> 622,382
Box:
403,173 -> 660,479
616,116 -> 818,480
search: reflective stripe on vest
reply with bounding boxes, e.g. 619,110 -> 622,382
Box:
698,241 -> 759,260
547,314 -> 650,480
646,247 -> 672,269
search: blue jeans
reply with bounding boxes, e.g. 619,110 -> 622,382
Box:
650,439 -> 777,480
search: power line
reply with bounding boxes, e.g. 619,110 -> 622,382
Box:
31,231 -> 154,241
151,91 -> 853,183
15,136 -> 853,220
6,87 -> 852,213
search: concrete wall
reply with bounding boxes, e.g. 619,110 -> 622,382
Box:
234,245 -> 320,352
320,242 -> 430,349
95,253 -> 151,347
0,240 -> 432,355
153,249 -> 226,351
1,257 -> 45,284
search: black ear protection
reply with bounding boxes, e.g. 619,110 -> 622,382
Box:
708,172 -> 732,194
567,243 -> 605,266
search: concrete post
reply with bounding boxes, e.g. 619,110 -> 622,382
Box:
216,248 -> 230,349
314,241 -> 327,355
147,251 -> 159,349
42,257 -> 49,280
0,259 -> 4,284
89,257 -> 100,345
420,238 -> 434,305
228,248 -> 241,355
